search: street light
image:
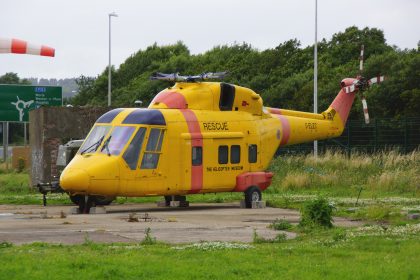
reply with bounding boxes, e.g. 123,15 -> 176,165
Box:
108,12 -> 118,107
313,0 -> 318,158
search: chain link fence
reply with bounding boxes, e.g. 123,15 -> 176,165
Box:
278,118 -> 420,155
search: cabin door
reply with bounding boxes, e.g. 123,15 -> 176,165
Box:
181,136 -> 204,194
123,127 -> 166,196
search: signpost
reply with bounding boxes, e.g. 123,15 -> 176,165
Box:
0,84 -> 62,122
0,84 -> 62,169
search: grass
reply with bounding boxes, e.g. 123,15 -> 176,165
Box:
0,151 -> 418,225
0,234 -> 419,279
1,152 -> 419,278
268,150 -> 420,197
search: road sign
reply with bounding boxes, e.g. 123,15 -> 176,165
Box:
0,84 -> 62,122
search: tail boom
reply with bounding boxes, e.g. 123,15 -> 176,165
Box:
266,78 -> 359,147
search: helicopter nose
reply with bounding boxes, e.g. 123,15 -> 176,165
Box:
60,168 -> 90,192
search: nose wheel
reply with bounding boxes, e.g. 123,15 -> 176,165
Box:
69,195 -> 115,214
79,196 -> 94,214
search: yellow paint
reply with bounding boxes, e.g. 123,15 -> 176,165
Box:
60,81 -> 354,198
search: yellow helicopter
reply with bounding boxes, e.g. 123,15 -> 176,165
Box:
60,48 -> 384,213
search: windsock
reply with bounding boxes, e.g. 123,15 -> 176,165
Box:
0,38 -> 55,57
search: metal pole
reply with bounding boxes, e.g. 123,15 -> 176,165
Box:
313,0 -> 318,158
108,12 -> 118,107
24,122 -> 27,147
3,122 -> 8,170
108,14 -> 112,107
2,122 -> 5,162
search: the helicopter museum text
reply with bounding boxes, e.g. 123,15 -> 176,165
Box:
206,166 -> 243,172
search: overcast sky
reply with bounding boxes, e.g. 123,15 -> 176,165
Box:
1,0 -> 419,79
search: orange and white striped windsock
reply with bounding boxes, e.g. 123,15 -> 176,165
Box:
0,38 -> 55,57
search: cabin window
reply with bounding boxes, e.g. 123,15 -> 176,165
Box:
231,145 -> 241,164
79,125 -> 111,154
219,83 -> 235,111
192,147 -> 202,166
218,145 -> 228,164
141,128 -> 165,169
248,144 -> 258,163
101,126 -> 136,156
123,127 -> 146,170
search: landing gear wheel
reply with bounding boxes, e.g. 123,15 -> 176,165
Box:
92,196 -> 115,206
164,195 -> 187,206
69,194 -> 82,205
244,186 -> 261,208
78,196 -> 95,214
69,195 -> 114,206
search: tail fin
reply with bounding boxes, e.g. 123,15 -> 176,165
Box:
324,78 -> 358,126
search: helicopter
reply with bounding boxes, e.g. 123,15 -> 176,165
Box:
60,46 -> 384,213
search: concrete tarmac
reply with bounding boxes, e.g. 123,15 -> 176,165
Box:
0,203 -> 362,244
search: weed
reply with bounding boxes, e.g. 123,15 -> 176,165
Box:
17,157 -> 26,173
172,242 -> 253,251
83,233 -> 93,246
269,219 -> 292,230
141,227 -> 156,245
299,197 -> 334,228
252,229 -> 287,243
354,204 -> 401,222
0,241 -> 13,249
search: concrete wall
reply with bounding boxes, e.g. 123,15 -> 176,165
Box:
29,107 -> 110,186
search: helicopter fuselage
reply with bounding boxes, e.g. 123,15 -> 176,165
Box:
60,81 -> 355,198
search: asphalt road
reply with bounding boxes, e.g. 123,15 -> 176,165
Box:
0,202 -> 362,244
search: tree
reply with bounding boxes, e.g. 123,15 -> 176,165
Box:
0,72 -> 30,85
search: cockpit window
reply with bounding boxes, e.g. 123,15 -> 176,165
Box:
79,125 -> 111,154
101,126 -> 135,156
140,128 -> 165,169
123,127 -> 146,170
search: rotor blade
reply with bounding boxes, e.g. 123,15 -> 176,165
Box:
150,72 -> 228,82
343,84 -> 356,94
201,72 -> 228,80
361,97 -> 370,124
150,72 -> 188,81
359,45 -> 364,74
368,76 -> 385,85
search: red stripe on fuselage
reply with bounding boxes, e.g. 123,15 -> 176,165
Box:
275,115 -> 291,146
152,91 -> 187,109
180,109 -> 203,194
330,89 -> 356,126
11,39 -> 27,54
267,107 -> 282,115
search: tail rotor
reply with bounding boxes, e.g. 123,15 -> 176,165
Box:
341,44 -> 385,124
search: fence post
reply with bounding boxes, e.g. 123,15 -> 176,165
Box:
404,117 -> 408,154
347,121 -> 351,157
374,119 -> 378,152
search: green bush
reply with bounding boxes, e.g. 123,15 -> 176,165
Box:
299,197 -> 334,228
17,157 -> 25,173
270,219 -> 292,230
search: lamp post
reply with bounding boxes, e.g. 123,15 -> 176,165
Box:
108,12 -> 118,107
313,0 -> 318,158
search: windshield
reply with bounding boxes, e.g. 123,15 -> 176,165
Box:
101,126 -> 135,156
79,125 -> 111,154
